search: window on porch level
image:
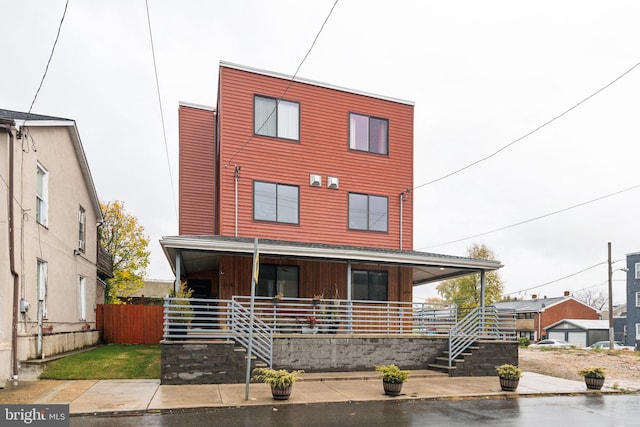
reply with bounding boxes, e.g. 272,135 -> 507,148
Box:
257,264 -> 299,298
352,270 -> 388,301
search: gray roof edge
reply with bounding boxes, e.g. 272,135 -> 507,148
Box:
159,235 -> 502,270
220,61 -> 415,107
179,101 -> 215,111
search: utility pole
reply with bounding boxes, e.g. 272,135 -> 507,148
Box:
608,242 -> 614,350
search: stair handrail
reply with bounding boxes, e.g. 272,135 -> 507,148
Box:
448,306 -> 516,367
230,300 -> 273,368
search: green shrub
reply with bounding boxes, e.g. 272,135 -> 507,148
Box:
518,337 -> 530,347
578,366 -> 605,379
375,364 -> 410,384
252,368 -> 304,388
496,364 -> 522,380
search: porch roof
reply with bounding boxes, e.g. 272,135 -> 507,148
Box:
160,235 -> 503,286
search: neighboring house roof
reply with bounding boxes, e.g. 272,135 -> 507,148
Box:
493,296 -> 567,313
0,108 -> 102,222
545,319 -> 609,331
160,235 -> 503,286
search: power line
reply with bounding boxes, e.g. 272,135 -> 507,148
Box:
422,183 -> 640,249
145,0 -> 178,221
413,60 -> 640,192
225,0 -> 339,167
503,261 -> 607,296
28,0 -> 69,114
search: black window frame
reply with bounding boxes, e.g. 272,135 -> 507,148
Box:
348,112 -> 389,155
253,180 -> 300,224
351,269 -> 388,301
348,192 -> 388,232
256,264 -> 299,298
254,94 -> 300,141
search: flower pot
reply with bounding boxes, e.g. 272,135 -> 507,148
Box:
271,385 -> 292,400
584,377 -> 605,390
383,380 -> 403,396
499,377 -> 519,392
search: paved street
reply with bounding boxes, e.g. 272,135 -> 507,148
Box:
71,394 -> 640,426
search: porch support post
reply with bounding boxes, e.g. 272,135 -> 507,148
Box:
174,250 -> 182,293
347,262 -> 352,332
480,270 -> 486,309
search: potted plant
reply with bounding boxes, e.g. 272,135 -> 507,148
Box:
578,366 -> 606,390
301,316 -> 318,334
252,368 -> 304,400
496,364 -> 522,391
375,364 -> 410,396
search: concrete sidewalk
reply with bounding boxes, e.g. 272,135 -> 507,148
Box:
1,370 -> 630,416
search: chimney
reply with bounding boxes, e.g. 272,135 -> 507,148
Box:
564,291 -> 570,297
531,294 -> 537,300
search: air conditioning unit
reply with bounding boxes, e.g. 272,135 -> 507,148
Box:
309,174 -> 322,187
327,176 -> 339,189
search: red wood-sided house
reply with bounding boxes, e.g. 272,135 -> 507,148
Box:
159,62 -> 512,383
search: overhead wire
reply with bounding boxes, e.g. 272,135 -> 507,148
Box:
422,183 -> 640,249
412,60 -> 640,192
503,261 -> 608,296
145,0 -> 178,221
27,0 -> 69,115
224,0 -> 340,167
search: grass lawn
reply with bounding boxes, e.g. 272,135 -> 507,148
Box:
40,344 -> 160,380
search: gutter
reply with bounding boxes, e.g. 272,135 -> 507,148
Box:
1,119 -> 20,379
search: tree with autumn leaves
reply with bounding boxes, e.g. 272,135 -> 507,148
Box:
99,200 -> 150,303
436,243 -> 504,313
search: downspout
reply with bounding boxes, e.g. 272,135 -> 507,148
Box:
399,189 -> 410,250
1,120 -> 20,379
234,166 -> 240,237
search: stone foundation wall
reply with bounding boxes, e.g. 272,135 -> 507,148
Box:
451,340 -> 519,377
18,331 -> 101,361
272,335 -> 448,372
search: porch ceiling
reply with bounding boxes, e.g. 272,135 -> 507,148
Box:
160,235 -> 503,285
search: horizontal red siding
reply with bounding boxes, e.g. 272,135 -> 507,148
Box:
179,105 -> 216,235
217,66 -> 414,249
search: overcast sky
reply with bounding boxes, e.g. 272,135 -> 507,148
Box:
3,1 -> 639,304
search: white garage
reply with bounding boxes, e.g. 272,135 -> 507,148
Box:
545,319 -> 609,348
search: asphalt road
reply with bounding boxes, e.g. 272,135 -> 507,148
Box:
71,394 -> 639,426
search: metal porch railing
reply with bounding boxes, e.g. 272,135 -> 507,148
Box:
448,306 -> 516,367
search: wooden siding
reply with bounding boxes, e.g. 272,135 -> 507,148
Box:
217,65 -> 414,249
96,304 -> 163,344
179,104 -> 216,235
217,255 -> 413,303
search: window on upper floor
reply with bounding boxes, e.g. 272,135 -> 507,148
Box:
635,262 -> 640,280
636,323 -> 640,340
352,270 -> 388,301
78,206 -> 86,253
254,95 -> 299,140
253,181 -> 299,224
349,113 -> 388,155
348,193 -> 388,232
36,162 -> 49,226
257,264 -> 299,298
37,259 -> 48,319
636,291 -> 640,308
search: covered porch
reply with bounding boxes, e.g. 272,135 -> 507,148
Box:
159,236 -> 517,384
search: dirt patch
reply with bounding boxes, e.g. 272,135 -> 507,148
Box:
519,347 -> 640,382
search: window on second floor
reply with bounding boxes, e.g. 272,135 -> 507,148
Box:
352,269 -> 388,301
348,193 -> 388,232
254,181 -> 299,224
636,291 -> 640,308
36,162 -> 49,226
349,113 -> 388,155
78,206 -> 86,253
254,95 -> 300,140
257,264 -> 299,298
635,262 -> 640,280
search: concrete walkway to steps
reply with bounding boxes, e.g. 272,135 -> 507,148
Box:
1,369 -> 634,416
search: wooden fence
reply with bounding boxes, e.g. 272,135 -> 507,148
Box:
96,304 -> 164,344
